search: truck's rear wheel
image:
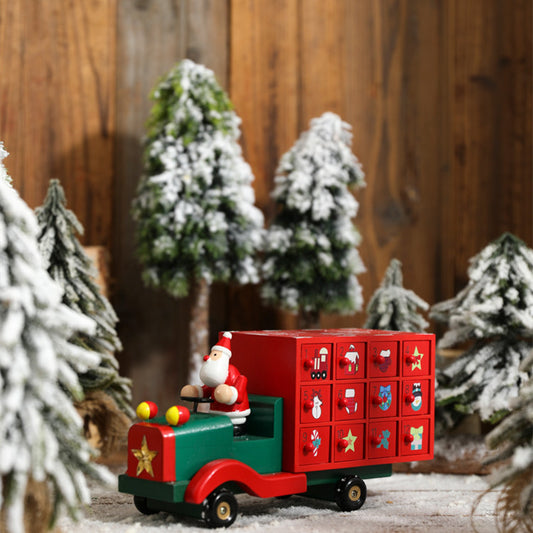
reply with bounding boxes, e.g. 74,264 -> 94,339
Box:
203,488 -> 238,528
335,475 -> 366,511
133,495 -> 158,515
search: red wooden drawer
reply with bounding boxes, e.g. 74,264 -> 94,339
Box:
369,380 -> 398,418
300,385 -> 331,424
334,383 -> 365,421
402,340 -> 431,377
369,341 -> 398,378
298,426 -> 331,466
368,421 -> 397,459
335,342 -> 366,380
401,379 -> 431,416
400,418 -> 430,456
301,343 -> 333,382
333,423 -> 365,462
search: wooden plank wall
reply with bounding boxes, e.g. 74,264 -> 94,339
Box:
0,0 -> 531,406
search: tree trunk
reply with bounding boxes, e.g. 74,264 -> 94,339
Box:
298,309 -> 320,330
189,277 -> 210,385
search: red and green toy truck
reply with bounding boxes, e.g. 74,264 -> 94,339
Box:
119,329 -> 435,527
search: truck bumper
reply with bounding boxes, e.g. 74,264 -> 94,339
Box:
118,474 -> 188,503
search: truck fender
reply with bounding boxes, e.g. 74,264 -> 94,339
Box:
184,459 -> 307,504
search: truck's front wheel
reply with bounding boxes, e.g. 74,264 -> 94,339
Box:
335,475 -> 366,511
133,495 -> 158,515
203,488 -> 238,528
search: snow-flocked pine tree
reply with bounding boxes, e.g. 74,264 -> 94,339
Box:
0,171 -> 112,533
431,233 -> 533,427
0,143 -> 13,187
261,112 -> 366,328
480,349 -> 533,532
36,179 -> 133,419
132,59 -> 264,380
365,258 -> 429,332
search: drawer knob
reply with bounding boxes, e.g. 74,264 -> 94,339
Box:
337,438 -> 349,451
405,393 -> 415,404
303,442 -> 315,454
372,395 -> 384,406
303,399 -> 314,411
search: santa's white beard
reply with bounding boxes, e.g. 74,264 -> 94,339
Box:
200,355 -> 229,388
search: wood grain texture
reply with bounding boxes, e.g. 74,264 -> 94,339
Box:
114,0 -> 230,405
0,0 -> 116,245
445,0 -> 533,295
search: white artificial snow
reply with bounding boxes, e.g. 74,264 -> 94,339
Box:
0,142 -> 12,187
365,259 -> 429,332
57,472 -> 502,533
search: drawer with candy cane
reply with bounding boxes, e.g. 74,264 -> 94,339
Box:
298,426 -> 331,466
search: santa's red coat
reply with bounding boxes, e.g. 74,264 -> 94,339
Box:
201,364 -> 250,417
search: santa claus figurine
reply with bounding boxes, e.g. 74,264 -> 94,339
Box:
180,332 -> 250,433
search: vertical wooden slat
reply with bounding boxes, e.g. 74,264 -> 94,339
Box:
114,0 -> 230,406
299,0 -> 347,122
0,0 -> 116,245
446,0 -> 532,294
228,0 -> 302,332
229,0 -> 300,214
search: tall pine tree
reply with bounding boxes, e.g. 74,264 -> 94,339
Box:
133,59 -> 264,380
36,179 -> 133,419
365,258 -> 429,332
431,233 -> 533,427
0,172 -> 112,533
262,112 -> 366,328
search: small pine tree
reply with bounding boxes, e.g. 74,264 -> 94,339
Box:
36,179 -> 133,419
431,233 -> 533,427
262,112 -> 366,328
0,175 -> 112,533
478,350 -> 533,532
365,258 -> 429,332
133,59 -> 264,380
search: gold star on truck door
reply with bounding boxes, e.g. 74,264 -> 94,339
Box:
132,435 -> 158,477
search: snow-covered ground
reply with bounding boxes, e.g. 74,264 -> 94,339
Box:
58,473 -> 500,532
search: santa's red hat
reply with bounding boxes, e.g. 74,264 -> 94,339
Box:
212,331 -> 232,357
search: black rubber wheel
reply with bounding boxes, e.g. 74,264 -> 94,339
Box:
133,495 -> 158,515
335,475 -> 367,511
203,488 -> 238,528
